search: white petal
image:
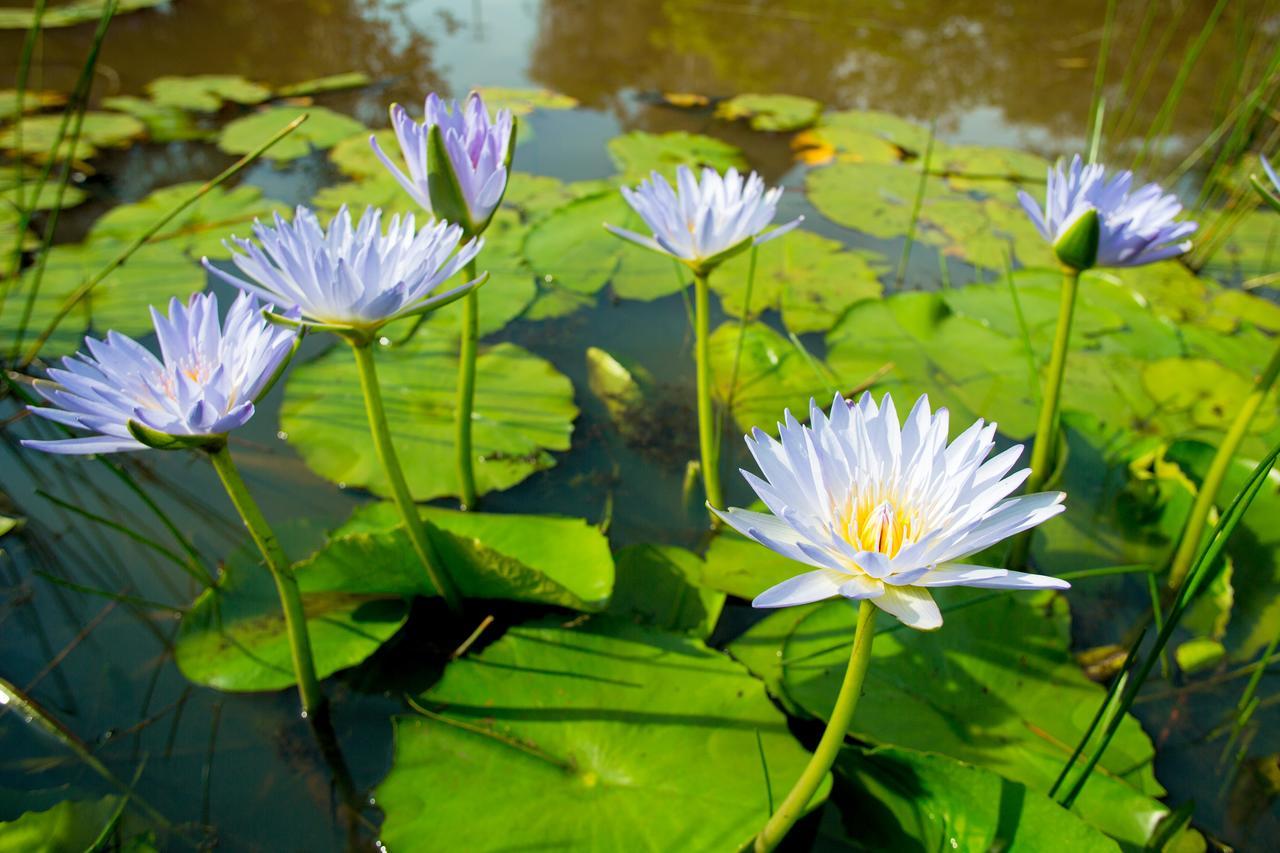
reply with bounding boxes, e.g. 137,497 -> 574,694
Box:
873,585 -> 943,630
753,569 -> 846,608
838,574 -> 885,600
916,563 -> 1071,590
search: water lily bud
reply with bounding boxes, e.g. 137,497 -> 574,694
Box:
1052,207 -> 1100,272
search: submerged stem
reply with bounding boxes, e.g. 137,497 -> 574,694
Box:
753,599 -> 876,853
694,270 -> 723,520
1167,340 -> 1280,590
351,340 -> 461,611
206,444 -> 324,716
1010,267 -> 1079,568
456,258 -> 480,510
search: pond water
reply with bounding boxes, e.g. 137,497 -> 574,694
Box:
1,0 -> 1278,850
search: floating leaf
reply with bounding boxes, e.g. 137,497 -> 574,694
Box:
703,528 -> 802,602
472,86 -> 578,115
0,89 -> 65,119
714,93 -> 822,132
710,321 -> 837,434
329,129 -> 396,180
276,72 -> 373,98
0,0 -> 167,29
793,111 -> 907,166
100,95 -> 210,142
0,797 -> 122,852
0,111 -> 145,161
607,131 -> 748,183
217,106 -> 366,162
376,619 -> 823,851
608,544 -> 725,637
710,230 -> 886,334
813,109 -> 932,153
806,162 -> 950,238
0,166 -> 87,210
1200,208 -> 1279,285
932,144 -> 1049,191
826,291 -> 1039,439
781,594 -> 1175,847
145,74 -> 270,112
524,191 -> 632,295
282,338 -> 576,501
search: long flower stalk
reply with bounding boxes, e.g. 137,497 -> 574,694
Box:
753,600 -> 876,852
351,340 -> 461,611
207,443 -> 324,716
693,270 -> 723,515
1167,340 -> 1280,589
455,258 -> 480,509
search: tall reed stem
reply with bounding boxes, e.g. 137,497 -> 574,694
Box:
753,600 -> 876,852
206,444 -> 323,717
694,270 -> 723,518
1167,341 -> 1280,590
455,259 -> 480,510
351,340 -> 461,611
1009,267 -> 1079,568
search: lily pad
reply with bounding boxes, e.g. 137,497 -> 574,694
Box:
472,86 -> 578,115
792,112 -> 905,166
329,129 -> 397,180
376,619 -> 823,852
781,594 -> 1176,848
710,230 -> 887,334
710,321 -> 838,434
1199,208 -> 1278,285
524,190 -> 648,295
0,111 -> 145,162
276,72 -> 372,98
100,95 -> 211,142
145,74 -> 271,112
0,797 -> 122,852
218,106 -> 366,162
932,144 -> 1049,191
813,109 -> 932,154
714,93 -> 822,132
0,89 -> 65,119
608,544 -> 725,637
607,131 -> 748,183
806,161 -> 951,239
835,746 -> 1120,852
826,291 -> 1039,439
281,338 -> 577,502
0,166 -> 87,210
703,527 -> 805,602
0,0 -> 166,29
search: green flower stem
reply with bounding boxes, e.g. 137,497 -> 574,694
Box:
455,258 -> 480,510
1009,266 -> 1080,568
753,599 -> 876,853
351,339 -> 462,612
694,270 -> 724,518
207,443 -> 324,716
1167,340 -> 1280,590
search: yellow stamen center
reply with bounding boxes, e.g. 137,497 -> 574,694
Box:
842,497 -> 920,558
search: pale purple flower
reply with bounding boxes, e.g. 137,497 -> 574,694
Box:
371,92 -> 515,234
607,166 -> 802,274
1259,156 -> 1280,200
714,392 -> 1068,630
1018,155 -> 1195,269
21,292 -> 297,455
203,205 -> 483,332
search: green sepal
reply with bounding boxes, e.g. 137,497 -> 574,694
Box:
1250,173 -> 1280,213
127,420 -> 226,451
393,271 -> 491,320
427,124 -> 481,236
688,236 -> 753,277
261,308 -> 373,345
1053,207 -> 1100,272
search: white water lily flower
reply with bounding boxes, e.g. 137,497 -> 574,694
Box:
714,392 -> 1069,630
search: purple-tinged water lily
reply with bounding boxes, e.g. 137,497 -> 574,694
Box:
202,205 -> 484,337
607,165 -> 802,275
715,392 -> 1068,630
370,92 -> 515,237
1253,156 -> 1280,213
21,292 -> 297,455
1018,154 -> 1196,271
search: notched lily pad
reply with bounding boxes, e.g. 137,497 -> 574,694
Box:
145,74 -> 271,112
218,106 -> 366,162
714,93 -> 822,132
607,130 -> 748,183
376,619 -> 824,852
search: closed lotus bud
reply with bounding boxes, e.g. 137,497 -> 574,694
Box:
1052,207 -> 1100,272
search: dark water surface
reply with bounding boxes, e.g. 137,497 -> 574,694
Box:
1,1 -> 1277,850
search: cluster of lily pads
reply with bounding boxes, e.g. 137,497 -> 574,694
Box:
4,75 -> 1280,850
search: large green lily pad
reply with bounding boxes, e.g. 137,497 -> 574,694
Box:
376,619 -> 824,851
835,746 -> 1120,852
0,797 -> 123,853
608,544 -> 725,637
281,338 -> 577,502
714,93 -> 822,132
0,89 -> 65,120
607,131 -> 748,183
710,321 -> 838,434
0,111 -> 145,162
145,74 -> 270,112
780,594 -> 1175,848
807,162 -> 949,238
710,230 -> 886,334
0,0 -> 166,29
218,106 -> 366,162
100,95 -> 211,142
